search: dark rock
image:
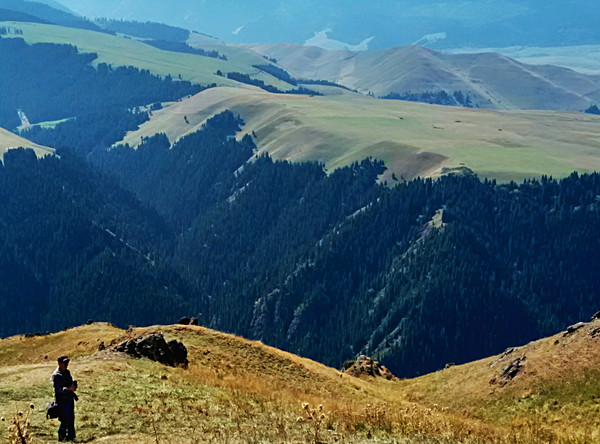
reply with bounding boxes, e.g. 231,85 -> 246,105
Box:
189,317 -> 199,326
342,360 -> 356,371
444,363 -> 456,369
490,347 -> 518,368
113,333 -> 188,367
178,317 -> 191,325
98,341 -> 105,351
590,327 -> 600,338
591,311 -> 600,321
125,339 -> 139,356
499,356 -> 526,385
563,322 -> 586,336
168,339 -> 188,367
137,334 -> 174,365
87,319 -> 94,325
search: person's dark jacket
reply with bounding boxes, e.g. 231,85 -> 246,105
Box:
52,368 -> 77,404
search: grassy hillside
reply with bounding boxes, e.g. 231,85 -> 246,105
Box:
118,86 -> 600,182
247,44 -> 600,111
0,21 -> 291,90
400,317 -> 600,442
1,321 -> 600,443
0,127 -> 53,159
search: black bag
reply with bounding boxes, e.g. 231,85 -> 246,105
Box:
46,401 -> 60,419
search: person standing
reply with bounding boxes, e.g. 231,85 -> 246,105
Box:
52,355 -> 78,442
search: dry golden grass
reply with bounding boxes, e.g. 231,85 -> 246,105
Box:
398,318 -> 600,443
2,322 -> 600,443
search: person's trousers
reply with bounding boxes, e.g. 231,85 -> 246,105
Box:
58,402 -> 75,441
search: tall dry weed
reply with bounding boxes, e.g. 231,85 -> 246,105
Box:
8,404 -> 34,444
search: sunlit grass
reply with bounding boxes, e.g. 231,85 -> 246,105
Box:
2,323 -> 600,443
119,87 -> 600,183
0,127 -> 54,160
0,22 -> 292,91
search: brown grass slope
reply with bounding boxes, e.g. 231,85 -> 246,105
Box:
118,86 -> 600,183
1,320 -> 600,443
0,127 -> 54,160
246,44 -> 600,111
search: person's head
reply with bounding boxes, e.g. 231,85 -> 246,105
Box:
57,355 -> 70,370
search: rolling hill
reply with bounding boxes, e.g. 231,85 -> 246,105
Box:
118,86 -> 600,182
0,127 -> 53,159
246,43 -> 600,111
0,21 -> 293,90
4,16 -> 600,114
1,320 -> 599,443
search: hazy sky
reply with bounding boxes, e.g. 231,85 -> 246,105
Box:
54,0 -> 600,50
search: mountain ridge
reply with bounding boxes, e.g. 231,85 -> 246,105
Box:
3,8 -> 599,112
247,43 -> 600,110
51,0 -> 600,50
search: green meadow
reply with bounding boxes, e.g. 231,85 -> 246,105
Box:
119,87 -> 600,182
0,21 -> 292,90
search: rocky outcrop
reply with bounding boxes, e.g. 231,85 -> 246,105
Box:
342,355 -> 398,381
563,322 -> 586,337
178,317 -> 199,326
499,356 -> 526,385
490,355 -> 526,386
114,333 -> 188,367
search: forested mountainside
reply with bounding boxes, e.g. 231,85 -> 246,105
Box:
0,37 -> 203,154
3,109 -> 600,376
94,18 -> 190,42
1,36 -> 599,378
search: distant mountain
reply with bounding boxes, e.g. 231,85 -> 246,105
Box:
53,0 -> 600,50
248,44 -> 600,110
